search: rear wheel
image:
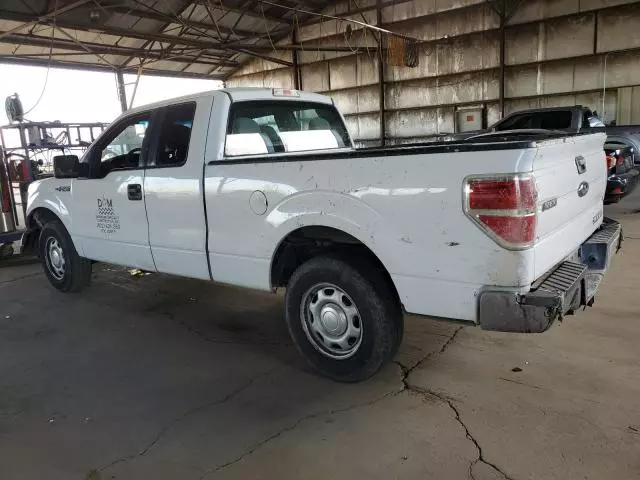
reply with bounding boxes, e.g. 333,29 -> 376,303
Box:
285,255 -> 403,383
39,221 -> 92,292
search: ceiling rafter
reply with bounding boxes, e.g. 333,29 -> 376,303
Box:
54,24 -> 118,68
120,0 -> 196,70
0,31 -> 239,66
183,0 -> 241,73
0,0 -> 92,39
0,53 -> 226,78
0,10 -> 376,52
194,0 -> 288,25
0,0 -> 383,78
99,3 -> 269,39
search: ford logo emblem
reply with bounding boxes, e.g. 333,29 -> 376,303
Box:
577,181 -> 589,197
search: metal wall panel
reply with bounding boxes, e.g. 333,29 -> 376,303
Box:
228,0 -> 640,143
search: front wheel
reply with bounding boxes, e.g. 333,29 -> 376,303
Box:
39,221 -> 92,292
285,255 -> 403,383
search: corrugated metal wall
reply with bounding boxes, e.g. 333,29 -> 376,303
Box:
226,0 -> 640,145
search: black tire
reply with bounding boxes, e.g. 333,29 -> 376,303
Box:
39,221 -> 92,292
285,255 -> 403,383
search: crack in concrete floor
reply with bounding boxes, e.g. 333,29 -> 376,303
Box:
95,323 -> 513,480
396,327 -> 515,480
0,271 -> 42,285
98,366 -> 280,475
197,388 -> 402,479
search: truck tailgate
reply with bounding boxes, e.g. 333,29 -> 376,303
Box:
533,133 -> 607,279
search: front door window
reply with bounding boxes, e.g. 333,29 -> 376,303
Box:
90,114 -> 152,178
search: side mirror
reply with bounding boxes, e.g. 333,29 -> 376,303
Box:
53,155 -> 80,178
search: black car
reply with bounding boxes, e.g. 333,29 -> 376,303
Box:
604,142 -> 639,204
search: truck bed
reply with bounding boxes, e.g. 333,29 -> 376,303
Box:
206,132 -> 606,323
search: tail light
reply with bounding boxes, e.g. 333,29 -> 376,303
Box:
616,154 -> 624,167
605,154 -> 616,169
464,175 -> 538,250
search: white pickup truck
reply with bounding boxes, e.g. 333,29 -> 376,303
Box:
23,88 -> 621,382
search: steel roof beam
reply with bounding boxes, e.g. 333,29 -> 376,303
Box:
0,0 -> 92,39
0,54 -> 225,79
0,32 -> 240,66
101,4 -> 264,39
193,0 -> 289,25
0,12 -> 374,52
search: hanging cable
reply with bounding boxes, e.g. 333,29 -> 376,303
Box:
256,0 -> 412,39
23,0 -> 58,116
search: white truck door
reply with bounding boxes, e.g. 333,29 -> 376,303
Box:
143,99 -> 211,280
70,111 -> 155,270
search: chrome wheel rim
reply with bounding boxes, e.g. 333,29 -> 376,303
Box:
300,283 -> 363,359
45,236 -> 66,281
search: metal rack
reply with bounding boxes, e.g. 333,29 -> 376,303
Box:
0,121 -> 107,250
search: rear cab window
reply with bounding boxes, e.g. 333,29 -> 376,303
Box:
495,114 -> 535,130
225,101 -> 350,157
539,111 -> 572,130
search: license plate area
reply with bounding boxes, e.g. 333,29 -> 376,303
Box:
580,219 -> 621,271
580,218 -> 622,299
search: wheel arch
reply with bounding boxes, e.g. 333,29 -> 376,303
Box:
27,206 -> 61,228
270,225 -> 401,310
22,207 -> 63,256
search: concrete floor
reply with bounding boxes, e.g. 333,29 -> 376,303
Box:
1,193 -> 640,480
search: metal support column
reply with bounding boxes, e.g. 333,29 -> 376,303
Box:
377,0 -> 386,146
491,0 -> 523,118
498,0 -> 506,117
116,70 -> 128,113
292,28 -> 302,90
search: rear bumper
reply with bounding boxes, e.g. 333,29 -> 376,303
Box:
478,218 -> 622,333
605,169 -> 639,203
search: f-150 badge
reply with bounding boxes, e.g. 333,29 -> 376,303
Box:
541,198 -> 557,211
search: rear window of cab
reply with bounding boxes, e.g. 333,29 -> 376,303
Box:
225,101 -> 350,156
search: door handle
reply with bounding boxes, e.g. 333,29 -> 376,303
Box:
127,183 -> 142,201
575,156 -> 587,174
